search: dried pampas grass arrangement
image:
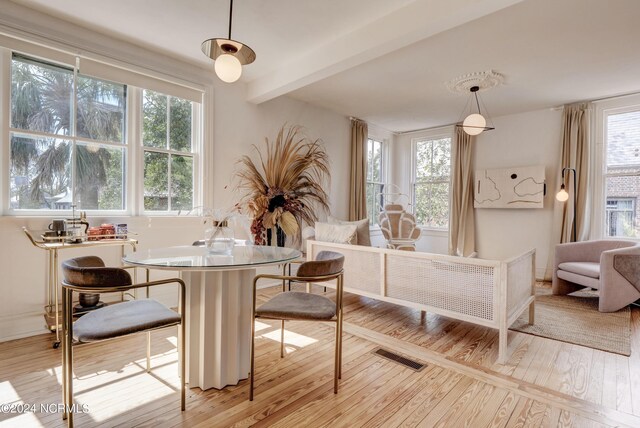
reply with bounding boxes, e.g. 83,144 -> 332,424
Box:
235,125 -> 330,245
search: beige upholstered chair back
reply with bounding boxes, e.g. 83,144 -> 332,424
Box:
62,256 -> 132,288
296,251 -> 345,278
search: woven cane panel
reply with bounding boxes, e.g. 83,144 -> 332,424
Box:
312,244 -> 381,296
507,257 -> 533,318
386,255 -> 495,321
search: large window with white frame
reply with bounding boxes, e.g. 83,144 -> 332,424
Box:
142,90 -> 194,212
365,138 -> 385,225
601,107 -> 640,238
10,54 -> 126,211
4,51 -> 200,215
412,135 -> 451,229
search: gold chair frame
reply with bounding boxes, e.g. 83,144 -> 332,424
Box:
61,275 -> 186,427
250,269 -> 344,401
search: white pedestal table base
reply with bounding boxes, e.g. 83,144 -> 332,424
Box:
182,269 -> 255,390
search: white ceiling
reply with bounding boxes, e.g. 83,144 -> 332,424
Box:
8,0 -> 415,79
8,0 -> 640,132
288,0 -> 640,132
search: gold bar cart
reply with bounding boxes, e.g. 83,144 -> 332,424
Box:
23,227 -> 138,348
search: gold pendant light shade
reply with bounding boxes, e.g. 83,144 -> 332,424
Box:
201,0 -> 255,83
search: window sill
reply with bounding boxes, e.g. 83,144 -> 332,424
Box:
419,227 -> 449,237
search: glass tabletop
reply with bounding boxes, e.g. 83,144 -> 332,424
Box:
123,243 -> 301,270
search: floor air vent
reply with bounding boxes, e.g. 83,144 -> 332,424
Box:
373,348 -> 426,371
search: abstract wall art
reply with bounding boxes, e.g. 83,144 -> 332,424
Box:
474,165 -> 545,209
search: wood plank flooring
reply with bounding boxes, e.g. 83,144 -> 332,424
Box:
0,284 -> 638,427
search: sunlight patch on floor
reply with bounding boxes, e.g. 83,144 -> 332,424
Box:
165,336 -> 178,347
0,380 -> 20,402
74,372 -> 176,423
0,382 -> 45,427
0,411 -> 44,427
260,329 -> 319,348
254,320 -> 272,332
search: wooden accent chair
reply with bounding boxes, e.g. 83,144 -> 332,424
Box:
378,204 -> 421,251
60,256 -> 186,427
249,251 -> 345,400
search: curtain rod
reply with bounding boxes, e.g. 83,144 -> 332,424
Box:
358,90 -> 640,134
551,90 -> 640,110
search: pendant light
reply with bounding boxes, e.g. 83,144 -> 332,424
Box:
201,0 -> 256,83
456,86 -> 495,136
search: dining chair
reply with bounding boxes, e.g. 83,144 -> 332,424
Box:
60,256 -> 186,427
250,251 -> 345,400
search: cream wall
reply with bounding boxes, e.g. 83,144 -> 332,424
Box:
0,88 -> 349,342
386,109 -> 563,278
211,82 -> 350,218
474,108 -> 563,279
0,8 -> 350,342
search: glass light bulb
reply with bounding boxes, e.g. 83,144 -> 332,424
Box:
556,188 -> 569,202
214,54 -> 242,83
462,113 -> 486,136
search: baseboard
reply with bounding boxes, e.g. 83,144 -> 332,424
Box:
537,267 -> 553,282
0,312 -> 49,342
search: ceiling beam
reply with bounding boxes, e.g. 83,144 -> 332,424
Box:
247,0 -> 525,104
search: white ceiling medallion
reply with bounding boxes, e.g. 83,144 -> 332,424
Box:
446,70 -> 505,94
449,70 -> 504,136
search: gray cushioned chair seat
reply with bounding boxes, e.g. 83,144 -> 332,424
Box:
256,291 -> 336,320
558,262 -> 600,279
74,299 -> 181,343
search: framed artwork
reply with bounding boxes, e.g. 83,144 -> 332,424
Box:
474,165 -> 545,209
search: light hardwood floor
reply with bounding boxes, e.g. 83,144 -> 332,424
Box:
1,284 -> 639,427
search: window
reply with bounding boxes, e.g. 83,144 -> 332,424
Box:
606,198 -> 635,237
365,138 -> 385,224
603,109 -> 640,238
412,136 -> 451,228
10,55 -> 126,211
142,90 -> 194,212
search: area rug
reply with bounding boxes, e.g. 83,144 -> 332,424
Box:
510,287 -> 631,356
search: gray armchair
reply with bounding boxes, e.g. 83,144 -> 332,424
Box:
249,251 -> 345,401
60,256 -> 186,427
553,240 -> 640,312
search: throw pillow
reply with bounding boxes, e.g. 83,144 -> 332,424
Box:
328,216 -> 371,246
315,222 -> 358,245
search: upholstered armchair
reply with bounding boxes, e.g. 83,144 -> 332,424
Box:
553,240 -> 640,312
60,256 -> 185,426
378,204 -> 421,251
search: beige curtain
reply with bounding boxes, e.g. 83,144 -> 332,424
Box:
449,127 -> 476,256
545,103 -> 592,280
349,119 -> 368,221
559,103 -> 592,243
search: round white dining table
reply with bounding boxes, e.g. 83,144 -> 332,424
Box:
123,243 -> 301,390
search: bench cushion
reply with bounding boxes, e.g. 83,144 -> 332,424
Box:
74,299 -> 181,343
558,262 -> 600,279
256,291 -> 336,320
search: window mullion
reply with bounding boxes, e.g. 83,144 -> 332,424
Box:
71,58 -> 78,209
166,95 -> 172,211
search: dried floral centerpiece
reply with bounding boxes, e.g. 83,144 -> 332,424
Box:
235,125 -> 330,246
